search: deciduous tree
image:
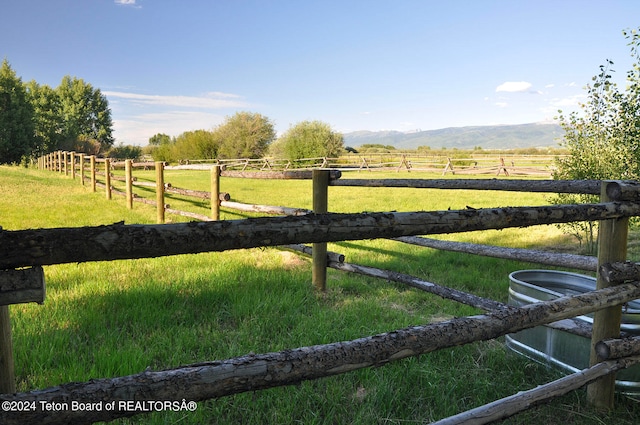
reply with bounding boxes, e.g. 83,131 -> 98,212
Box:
25,80 -> 62,155
0,60 -> 35,164
56,76 -> 114,153
215,112 -> 275,159
278,120 -> 344,161
552,28 -> 640,251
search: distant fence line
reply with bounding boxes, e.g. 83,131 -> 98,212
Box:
4,152 -> 639,423
37,150 -> 561,176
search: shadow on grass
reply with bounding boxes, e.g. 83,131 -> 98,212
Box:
10,244 -> 640,425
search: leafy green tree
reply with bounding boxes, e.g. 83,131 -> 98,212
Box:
0,59 -> 35,164
25,80 -> 62,155
552,28 -> 640,252
215,112 -> 276,159
278,120 -> 344,161
146,133 -> 175,162
107,143 -> 142,160
56,76 -> 114,153
148,133 -> 172,146
173,129 -> 220,161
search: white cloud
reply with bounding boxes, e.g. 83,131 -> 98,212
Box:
104,90 -> 253,145
104,91 -> 249,109
495,102 -> 508,108
539,94 -> 586,117
112,111 -> 227,145
496,81 -> 533,93
114,0 -> 139,6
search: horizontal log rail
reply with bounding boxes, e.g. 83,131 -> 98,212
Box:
219,201 -> 311,216
393,236 -> 598,271
432,355 -> 640,425
600,261 -> 640,283
595,336 -> 640,360
1,282 -> 639,425
327,260 -> 596,338
2,201 -> 640,270
220,170 -> 342,180
329,178 -> 602,194
329,260 -> 508,312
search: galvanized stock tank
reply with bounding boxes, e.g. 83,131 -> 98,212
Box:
505,269 -> 640,395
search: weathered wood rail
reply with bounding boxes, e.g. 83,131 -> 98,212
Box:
1,202 -> 638,269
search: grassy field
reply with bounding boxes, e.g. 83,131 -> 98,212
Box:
2,165 -> 640,424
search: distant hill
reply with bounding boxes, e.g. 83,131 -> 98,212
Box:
343,122 -> 565,150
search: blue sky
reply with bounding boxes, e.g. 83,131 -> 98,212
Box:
2,0 -> 640,145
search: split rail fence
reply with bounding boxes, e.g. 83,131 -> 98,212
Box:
37,150 -> 557,176
2,151 -> 640,424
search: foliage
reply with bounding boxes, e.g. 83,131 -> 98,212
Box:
1,60 -> 115,160
56,76 -> 114,153
148,133 -> 172,146
0,60 -> 35,164
551,28 -> 640,252
356,144 -> 398,154
25,80 -> 62,156
146,133 -> 174,162
277,120 -> 344,161
215,111 -> 276,159
107,143 -> 143,160
173,129 -> 220,161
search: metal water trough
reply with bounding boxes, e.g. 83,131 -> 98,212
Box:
506,269 -> 640,395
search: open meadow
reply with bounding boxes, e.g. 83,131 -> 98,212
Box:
2,165 -> 639,424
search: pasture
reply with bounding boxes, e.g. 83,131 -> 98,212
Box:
2,165 -> 639,424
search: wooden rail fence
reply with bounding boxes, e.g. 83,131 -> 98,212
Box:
3,153 -> 639,424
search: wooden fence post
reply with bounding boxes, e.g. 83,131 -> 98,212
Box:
587,180 -> 629,409
211,165 -> 220,220
90,156 -> 96,192
57,151 -> 62,173
63,151 -> 68,176
312,169 -> 329,291
125,160 -> 133,209
104,158 -> 112,200
70,151 -> 76,180
0,305 -> 15,394
156,162 -> 165,224
79,153 -> 85,185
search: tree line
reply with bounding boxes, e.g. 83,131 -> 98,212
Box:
0,58 -> 346,165
146,114 -> 344,164
0,59 -> 114,164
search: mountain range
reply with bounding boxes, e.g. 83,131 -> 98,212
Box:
343,122 -> 565,150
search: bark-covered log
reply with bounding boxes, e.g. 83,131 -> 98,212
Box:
329,261 -> 507,312
600,261 -> 640,283
2,202 -> 640,269
605,181 -> 640,201
163,208 -> 212,222
0,266 -> 45,306
595,336 -> 640,360
109,161 -> 156,170
329,178 -> 602,194
221,170 -> 342,180
165,186 -> 231,201
331,259 -> 597,337
394,236 -> 598,271
2,282 -> 640,425
220,201 -> 311,216
432,355 -> 640,425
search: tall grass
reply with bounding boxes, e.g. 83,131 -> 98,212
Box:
2,165 -> 639,424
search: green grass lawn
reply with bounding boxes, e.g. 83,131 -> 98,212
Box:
2,165 -> 640,424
